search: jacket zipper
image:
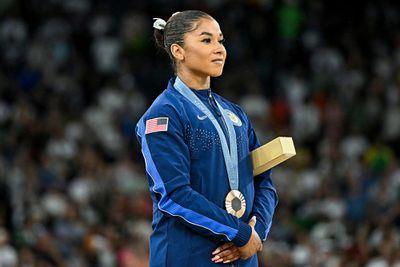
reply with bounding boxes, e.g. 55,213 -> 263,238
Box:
208,91 -> 230,150
208,93 -> 235,267
209,92 -> 234,267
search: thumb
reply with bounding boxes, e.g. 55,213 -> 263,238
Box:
248,216 -> 257,228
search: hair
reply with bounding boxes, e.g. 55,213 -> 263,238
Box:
154,10 -> 213,71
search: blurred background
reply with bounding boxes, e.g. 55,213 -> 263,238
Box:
0,0 -> 400,266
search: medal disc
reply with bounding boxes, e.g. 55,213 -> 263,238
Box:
225,190 -> 246,218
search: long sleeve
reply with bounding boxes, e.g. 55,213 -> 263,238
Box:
136,105 -> 252,247
248,124 -> 279,241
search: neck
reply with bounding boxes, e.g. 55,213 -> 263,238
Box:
177,69 -> 210,90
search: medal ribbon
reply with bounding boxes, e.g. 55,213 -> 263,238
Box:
174,77 -> 239,190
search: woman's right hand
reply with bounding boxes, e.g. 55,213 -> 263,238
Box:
238,216 -> 262,260
211,216 -> 262,263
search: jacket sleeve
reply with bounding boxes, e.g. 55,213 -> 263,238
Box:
248,122 -> 279,242
135,105 -> 252,247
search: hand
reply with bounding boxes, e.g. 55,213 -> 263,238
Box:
238,216 -> 262,260
211,216 -> 262,263
211,242 -> 240,264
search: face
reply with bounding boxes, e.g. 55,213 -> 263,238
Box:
174,17 -> 227,79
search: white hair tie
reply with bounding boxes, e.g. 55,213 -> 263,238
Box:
153,18 -> 166,30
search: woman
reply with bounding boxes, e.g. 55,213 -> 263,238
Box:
135,10 -> 278,266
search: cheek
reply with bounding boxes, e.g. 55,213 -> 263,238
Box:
184,47 -> 197,57
187,50 -> 208,64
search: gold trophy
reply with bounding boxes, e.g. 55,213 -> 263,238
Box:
251,137 -> 296,176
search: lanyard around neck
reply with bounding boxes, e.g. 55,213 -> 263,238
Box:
174,77 -> 239,190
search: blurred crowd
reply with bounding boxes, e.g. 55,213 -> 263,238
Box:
0,0 -> 400,266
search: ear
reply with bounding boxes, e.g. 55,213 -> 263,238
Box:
170,43 -> 185,62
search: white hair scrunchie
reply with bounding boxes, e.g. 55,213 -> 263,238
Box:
153,18 -> 166,30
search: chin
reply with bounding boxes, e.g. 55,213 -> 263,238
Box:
210,69 -> 224,77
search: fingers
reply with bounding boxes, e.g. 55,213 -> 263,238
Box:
212,242 -> 234,255
248,216 -> 257,228
211,245 -> 240,264
211,216 -> 259,264
221,251 -> 240,264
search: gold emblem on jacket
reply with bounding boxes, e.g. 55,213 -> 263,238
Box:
225,110 -> 242,126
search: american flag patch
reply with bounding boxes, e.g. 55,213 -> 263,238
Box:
145,117 -> 169,134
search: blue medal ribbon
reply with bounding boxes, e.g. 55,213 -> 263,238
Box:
174,77 -> 239,191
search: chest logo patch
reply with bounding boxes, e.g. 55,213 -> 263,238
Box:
225,110 -> 242,127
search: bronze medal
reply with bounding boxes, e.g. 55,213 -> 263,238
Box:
225,190 -> 246,218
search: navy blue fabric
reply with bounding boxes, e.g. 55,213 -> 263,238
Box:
135,78 -> 278,267
192,88 -> 229,141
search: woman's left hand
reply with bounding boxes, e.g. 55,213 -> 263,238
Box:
211,242 -> 240,264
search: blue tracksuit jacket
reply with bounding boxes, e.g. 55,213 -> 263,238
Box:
135,78 -> 278,267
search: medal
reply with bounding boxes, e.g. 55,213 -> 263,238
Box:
225,190 -> 246,218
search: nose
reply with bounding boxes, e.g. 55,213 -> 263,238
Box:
214,42 -> 226,55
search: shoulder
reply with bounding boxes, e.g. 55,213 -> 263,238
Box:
143,89 -> 183,118
214,93 -> 245,113
137,88 -> 188,136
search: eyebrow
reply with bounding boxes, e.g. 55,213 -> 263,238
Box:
199,32 -> 223,37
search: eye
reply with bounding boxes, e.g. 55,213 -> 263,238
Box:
219,38 -> 225,44
201,38 -> 211,43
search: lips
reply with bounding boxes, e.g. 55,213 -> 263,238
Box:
212,59 -> 224,64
